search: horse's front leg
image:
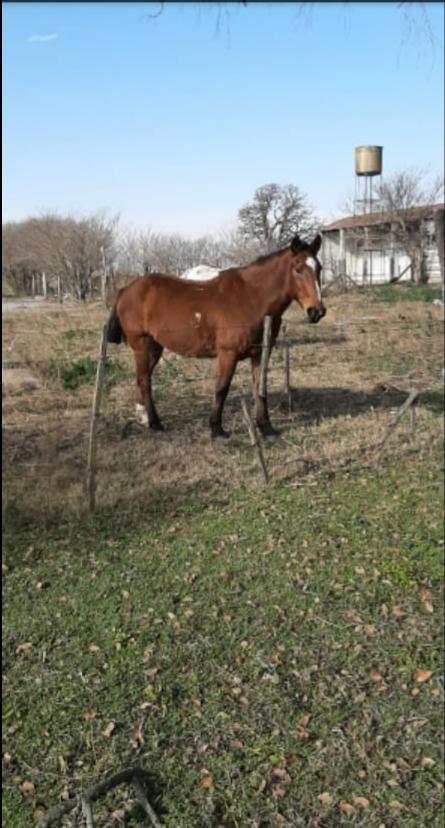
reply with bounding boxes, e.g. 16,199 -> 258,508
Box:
250,351 -> 279,438
210,350 -> 238,438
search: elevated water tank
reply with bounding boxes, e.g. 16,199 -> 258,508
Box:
355,146 -> 383,176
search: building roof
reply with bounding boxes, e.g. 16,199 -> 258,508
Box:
321,203 -> 444,232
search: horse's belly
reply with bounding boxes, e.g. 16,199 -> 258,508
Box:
155,327 -> 216,358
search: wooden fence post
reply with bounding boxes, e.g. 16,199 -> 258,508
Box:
282,342 -> 292,412
87,323 -> 109,511
241,397 -> 269,484
101,246 -> 108,305
259,315 -> 272,398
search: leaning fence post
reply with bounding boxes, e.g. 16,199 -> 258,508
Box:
87,323 -> 109,511
241,396 -> 269,484
259,315 -> 272,399
376,388 -> 419,455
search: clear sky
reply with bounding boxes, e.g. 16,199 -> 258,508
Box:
3,2 -> 444,237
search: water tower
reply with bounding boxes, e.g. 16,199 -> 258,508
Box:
353,146 -> 383,215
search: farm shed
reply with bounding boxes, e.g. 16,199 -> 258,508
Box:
321,203 -> 444,286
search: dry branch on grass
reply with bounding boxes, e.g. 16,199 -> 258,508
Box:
36,766 -> 161,828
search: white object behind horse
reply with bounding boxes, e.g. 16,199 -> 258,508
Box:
181,265 -> 220,282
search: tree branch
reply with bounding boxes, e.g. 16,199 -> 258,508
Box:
36,767 -> 161,828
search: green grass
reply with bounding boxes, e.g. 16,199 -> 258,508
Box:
3,440 -> 444,827
369,284 -> 442,304
48,356 -> 129,391
62,328 -> 97,341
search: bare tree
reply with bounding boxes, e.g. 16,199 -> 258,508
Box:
237,183 -> 319,253
2,211 -> 119,299
376,169 -> 444,282
115,229 -> 238,277
143,3 -> 438,61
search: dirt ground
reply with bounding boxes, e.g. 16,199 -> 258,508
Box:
2,287 -> 444,521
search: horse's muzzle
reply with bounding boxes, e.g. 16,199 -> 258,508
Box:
307,306 -> 326,324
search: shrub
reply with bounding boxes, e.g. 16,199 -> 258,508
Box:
50,356 -> 128,391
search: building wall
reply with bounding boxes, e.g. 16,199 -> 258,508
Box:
321,218 -> 442,285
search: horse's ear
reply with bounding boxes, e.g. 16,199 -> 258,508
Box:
291,234 -> 304,254
310,234 -> 322,255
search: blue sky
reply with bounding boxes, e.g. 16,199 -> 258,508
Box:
3,2 -> 444,237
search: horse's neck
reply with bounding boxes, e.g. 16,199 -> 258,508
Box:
241,258 -> 291,318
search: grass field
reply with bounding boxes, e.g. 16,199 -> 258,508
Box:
2,284 -> 444,827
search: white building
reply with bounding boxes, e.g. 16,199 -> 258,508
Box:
181,264 -> 220,281
321,204 -> 444,286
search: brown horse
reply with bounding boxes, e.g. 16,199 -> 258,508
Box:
107,233 -> 326,438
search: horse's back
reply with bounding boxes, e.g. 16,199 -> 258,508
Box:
116,268 -> 257,357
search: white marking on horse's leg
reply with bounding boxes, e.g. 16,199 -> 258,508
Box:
135,403 -> 148,426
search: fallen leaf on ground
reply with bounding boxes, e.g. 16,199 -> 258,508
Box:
369,671 -> 383,682
102,721 -> 115,738
414,669 -> 433,683
15,643 -> 32,655
353,796 -> 370,808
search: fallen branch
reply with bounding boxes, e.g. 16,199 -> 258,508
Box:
375,389 -> 419,454
36,766 -> 161,828
81,796 -> 94,828
133,773 -> 163,826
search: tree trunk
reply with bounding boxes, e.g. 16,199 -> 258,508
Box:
410,249 -> 422,283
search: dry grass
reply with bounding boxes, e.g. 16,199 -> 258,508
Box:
2,290 -> 444,521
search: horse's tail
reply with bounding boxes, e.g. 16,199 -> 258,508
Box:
107,288 -> 126,344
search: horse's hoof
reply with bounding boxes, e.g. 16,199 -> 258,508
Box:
259,425 -> 280,440
211,428 -> 230,439
149,422 -> 165,432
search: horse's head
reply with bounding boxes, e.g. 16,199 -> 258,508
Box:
289,233 -> 326,323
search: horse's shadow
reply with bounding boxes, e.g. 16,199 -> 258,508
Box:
228,384 -> 443,428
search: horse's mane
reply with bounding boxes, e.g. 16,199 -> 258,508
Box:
252,240 -> 313,267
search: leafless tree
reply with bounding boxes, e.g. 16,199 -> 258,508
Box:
2,211 -> 119,299
237,183 -> 319,253
143,3 -> 437,60
375,169 -> 444,282
116,229 -> 239,278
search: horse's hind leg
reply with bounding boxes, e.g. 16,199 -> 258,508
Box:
210,350 -> 238,438
250,352 -> 278,438
131,335 -> 164,430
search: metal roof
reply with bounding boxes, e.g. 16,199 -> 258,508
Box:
321,203 -> 444,232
